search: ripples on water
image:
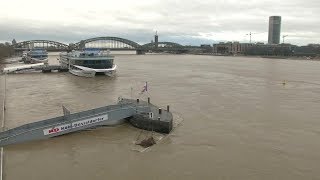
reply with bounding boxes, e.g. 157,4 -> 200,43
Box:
2,53 -> 320,179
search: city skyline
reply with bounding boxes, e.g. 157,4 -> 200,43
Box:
0,0 -> 319,45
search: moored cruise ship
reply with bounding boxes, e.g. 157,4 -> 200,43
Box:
25,48 -> 48,64
59,48 -> 117,77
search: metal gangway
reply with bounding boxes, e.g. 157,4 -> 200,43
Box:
0,98 -> 172,147
1,63 -> 68,74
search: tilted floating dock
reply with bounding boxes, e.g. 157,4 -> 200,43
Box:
2,63 -> 68,74
0,98 -> 173,147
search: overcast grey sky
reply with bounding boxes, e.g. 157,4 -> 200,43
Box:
0,0 -> 319,45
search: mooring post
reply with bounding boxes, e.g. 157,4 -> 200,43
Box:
167,105 -> 170,112
159,108 -> 162,114
148,97 -> 150,104
151,120 -> 153,132
158,117 -> 161,128
135,99 -> 139,114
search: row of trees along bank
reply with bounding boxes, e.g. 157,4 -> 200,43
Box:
0,41 -> 15,62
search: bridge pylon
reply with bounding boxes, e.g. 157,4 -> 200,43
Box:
136,49 -> 146,55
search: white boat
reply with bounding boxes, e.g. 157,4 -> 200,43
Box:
25,48 -> 48,64
69,64 -> 117,77
59,48 -> 117,78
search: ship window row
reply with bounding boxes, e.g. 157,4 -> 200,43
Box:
31,55 -> 48,58
75,60 -> 112,65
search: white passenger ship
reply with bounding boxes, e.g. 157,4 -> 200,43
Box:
59,48 -> 117,78
25,48 -> 48,64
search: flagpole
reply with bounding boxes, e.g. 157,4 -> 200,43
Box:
138,81 -> 148,98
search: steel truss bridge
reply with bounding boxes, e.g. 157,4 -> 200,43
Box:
13,40 -> 69,51
12,37 -> 205,54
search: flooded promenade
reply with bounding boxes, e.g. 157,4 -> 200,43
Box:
1,53 -> 320,179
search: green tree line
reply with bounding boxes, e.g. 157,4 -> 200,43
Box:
0,43 -> 14,62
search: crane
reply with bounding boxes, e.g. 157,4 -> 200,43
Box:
246,32 -> 253,43
245,32 -> 264,43
282,35 -> 288,44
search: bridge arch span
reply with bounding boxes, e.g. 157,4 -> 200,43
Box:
75,37 -> 141,49
14,40 -> 69,49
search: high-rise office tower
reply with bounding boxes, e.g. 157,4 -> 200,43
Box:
268,16 -> 281,44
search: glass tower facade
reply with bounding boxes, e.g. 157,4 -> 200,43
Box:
268,16 -> 281,44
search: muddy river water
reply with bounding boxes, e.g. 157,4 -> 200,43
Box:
1,54 -> 320,179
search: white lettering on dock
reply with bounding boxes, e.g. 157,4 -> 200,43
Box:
43,114 -> 108,135
72,114 -> 108,128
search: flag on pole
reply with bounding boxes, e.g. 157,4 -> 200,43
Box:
140,82 -> 148,94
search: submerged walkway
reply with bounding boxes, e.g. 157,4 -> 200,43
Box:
2,64 -> 68,74
0,98 -> 172,147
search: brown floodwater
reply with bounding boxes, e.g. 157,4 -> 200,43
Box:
1,53 -> 320,179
